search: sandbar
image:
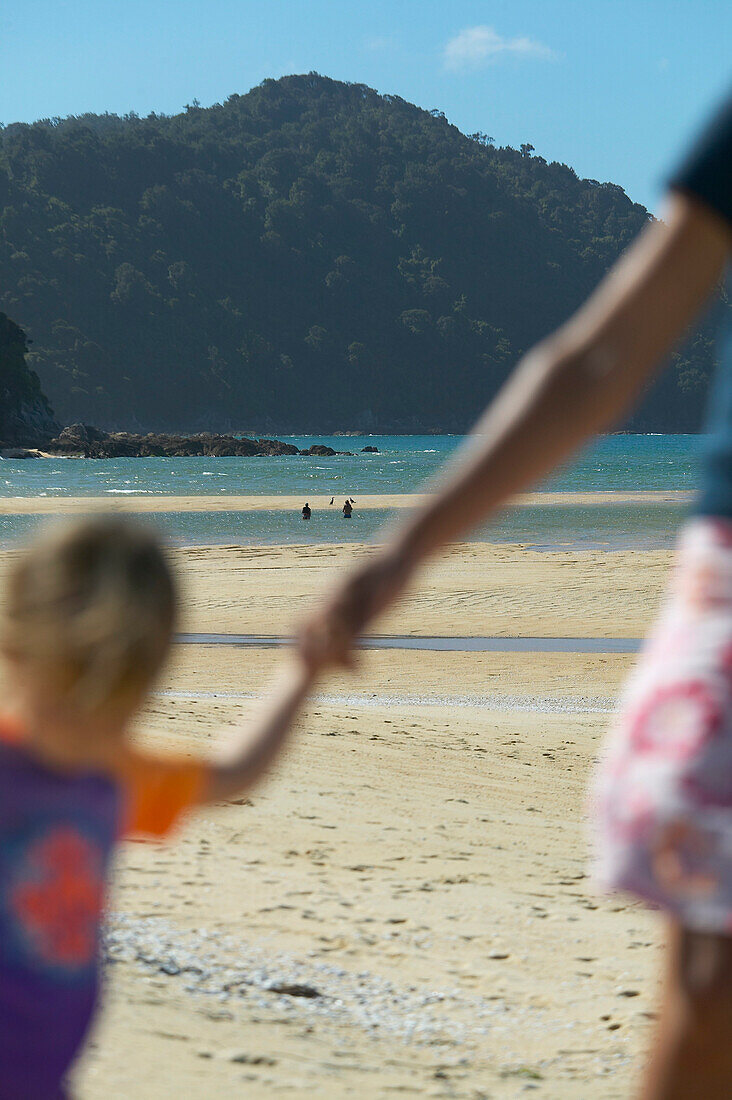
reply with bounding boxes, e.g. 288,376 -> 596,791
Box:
0,489 -> 691,514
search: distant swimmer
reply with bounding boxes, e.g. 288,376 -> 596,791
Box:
302,502 -> 311,520
342,499 -> 353,519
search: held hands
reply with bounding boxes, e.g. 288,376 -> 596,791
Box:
298,545 -> 414,672
206,545 -> 414,804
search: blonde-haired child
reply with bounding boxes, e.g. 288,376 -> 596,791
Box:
0,516 -> 312,1098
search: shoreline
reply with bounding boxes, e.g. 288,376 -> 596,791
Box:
0,490 -> 692,515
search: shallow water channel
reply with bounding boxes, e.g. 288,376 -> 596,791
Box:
176,633 -> 642,653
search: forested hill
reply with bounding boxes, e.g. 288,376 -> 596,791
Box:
0,73 -> 720,433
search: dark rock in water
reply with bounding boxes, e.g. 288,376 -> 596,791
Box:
299,444 -> 355,456
44,426 -> 339,459
55,424 -> 109,449
300,444 -> 336,457
255,437 -> 301,457
361,445 -> 379,452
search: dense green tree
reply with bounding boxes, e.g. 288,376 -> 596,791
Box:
0,73 -> 723,432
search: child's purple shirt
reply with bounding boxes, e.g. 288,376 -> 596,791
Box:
0,731 -> 121,1098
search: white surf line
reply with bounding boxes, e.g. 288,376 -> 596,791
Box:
157,688 -> 616,714
105,913 -> 558,1046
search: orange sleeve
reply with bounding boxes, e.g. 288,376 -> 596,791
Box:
119,752 -> 209,839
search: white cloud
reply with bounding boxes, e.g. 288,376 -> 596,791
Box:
364,35 -> 396,52
443,25 -> 556,72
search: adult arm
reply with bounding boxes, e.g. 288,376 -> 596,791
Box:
387,194 -> 729,558
301,192 -> 731,661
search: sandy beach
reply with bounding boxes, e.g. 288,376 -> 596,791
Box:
0,539 -> 673,639
1,4 -> 714,1090
0,489 -> 691,514
0,526 -> 674,1097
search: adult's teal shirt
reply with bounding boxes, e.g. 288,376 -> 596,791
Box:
669,91 -> 732,517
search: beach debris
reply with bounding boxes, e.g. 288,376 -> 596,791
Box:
222,1051 -> 277,1065
500,1066 -> 544,1080
158,687 -> 617,715
265,982 -> 321,999
104,914 -> 526,1047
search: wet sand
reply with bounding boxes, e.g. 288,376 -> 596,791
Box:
0,540 -> 673,640
0,535 -> 672,1097
170,541 -> 672,640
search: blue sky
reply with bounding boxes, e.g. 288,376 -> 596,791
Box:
2,0 -> 729,212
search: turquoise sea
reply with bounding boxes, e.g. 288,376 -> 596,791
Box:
0,435 -> 703,550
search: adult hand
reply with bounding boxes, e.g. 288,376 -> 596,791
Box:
298,545 -> 414,671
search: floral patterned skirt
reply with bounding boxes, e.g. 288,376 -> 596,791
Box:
593,517 -> 732,931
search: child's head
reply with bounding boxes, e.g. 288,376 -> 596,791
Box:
1,516 -> 177,723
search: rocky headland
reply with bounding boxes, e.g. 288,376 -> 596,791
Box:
3,423 -> 353,460
1,314 -> 355,459
0,312 -> 60,450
